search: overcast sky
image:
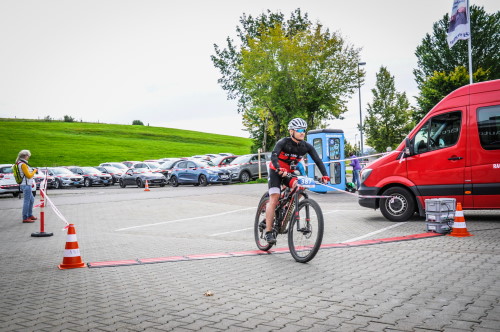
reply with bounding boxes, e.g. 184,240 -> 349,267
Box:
1,0 -> 498,147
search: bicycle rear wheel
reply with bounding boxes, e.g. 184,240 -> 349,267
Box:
288,198 -> 324,263
254,195 -> 274,251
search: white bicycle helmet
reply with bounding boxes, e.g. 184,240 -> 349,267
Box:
288,118 -> 307,130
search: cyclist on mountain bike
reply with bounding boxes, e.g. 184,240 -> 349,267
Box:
265,118 -> 330,244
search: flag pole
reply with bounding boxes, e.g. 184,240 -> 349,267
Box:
467,0 -> 473,84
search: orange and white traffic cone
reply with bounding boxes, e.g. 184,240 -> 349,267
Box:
58,224 -> 86,269
448,202 -> 473,237
144,180 -> 150,191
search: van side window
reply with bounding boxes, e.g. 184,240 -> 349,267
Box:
477,105 -> 500,150
412,111 -> 462,154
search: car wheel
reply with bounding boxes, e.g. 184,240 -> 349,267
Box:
239,171 -> 251,183
136,178 -> 144,188
198,175 -> 208,187
160,183 -> 165,187
54,179 -> 61,189
84,178 -> 92,187
119,179 -> 126,188
13,192 -> 19,198
170,176 -> 179,187
76,186 -> 82,188
380,187 -> 416,222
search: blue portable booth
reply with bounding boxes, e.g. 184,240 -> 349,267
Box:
306,129 -> 345,193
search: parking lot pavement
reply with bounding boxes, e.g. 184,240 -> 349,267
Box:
0,184 -> 499,331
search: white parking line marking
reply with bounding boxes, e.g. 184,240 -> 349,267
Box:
115,207 -> 256,231
341,222 -> 407,243
209,210 -> 343,236
210,227 -> 254,236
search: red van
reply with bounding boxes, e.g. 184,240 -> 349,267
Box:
358,79 -> 500,221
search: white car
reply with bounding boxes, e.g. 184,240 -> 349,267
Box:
0,164 -> 36,197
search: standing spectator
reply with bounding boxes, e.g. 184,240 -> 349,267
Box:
16,150 -> 38,223
349,153 -> 362,189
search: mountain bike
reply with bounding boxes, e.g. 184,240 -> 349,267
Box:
254,176 -> 324,263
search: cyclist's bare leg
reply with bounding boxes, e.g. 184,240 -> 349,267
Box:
265,193 -> 279,232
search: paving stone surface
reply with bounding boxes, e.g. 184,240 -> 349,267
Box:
0,184 -> 499,331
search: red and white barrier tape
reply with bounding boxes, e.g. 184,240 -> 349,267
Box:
317,182 -> 400,203
37,172 -> 70,229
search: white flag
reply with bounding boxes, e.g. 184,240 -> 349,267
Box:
447,0 -> 470,48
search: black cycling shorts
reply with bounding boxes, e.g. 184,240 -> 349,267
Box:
268,169 -> 294,194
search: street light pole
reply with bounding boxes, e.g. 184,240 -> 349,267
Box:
357,61 -> 366,156
354,133 -> 358,155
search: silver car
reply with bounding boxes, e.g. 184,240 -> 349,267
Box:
47,167 -> 84,189
228,153 -> 271,183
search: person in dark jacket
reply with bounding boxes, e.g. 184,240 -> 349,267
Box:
264,118 -> 330,244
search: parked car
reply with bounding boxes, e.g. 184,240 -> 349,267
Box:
359,79 -> 500,221
119,168 -> 167,188
169,159 -> 231,187
66,166 -> 112,187
121,161 -> 140,168
0,164 -> 20,197
95,166 -> 124,185
47,167 -> 84,189
157,158 -> 182,182
99,162 -> 128,170
218,152 -> 234,156
211,155 -> 238,167
34,168 -> 56,189
131,162 -> 162,173
228,153 -> 271,183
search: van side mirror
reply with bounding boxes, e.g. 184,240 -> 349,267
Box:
404,137 -> 414,156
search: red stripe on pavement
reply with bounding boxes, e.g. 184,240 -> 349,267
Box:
87,232 -> 444,268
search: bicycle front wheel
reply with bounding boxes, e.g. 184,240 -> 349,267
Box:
288,198 -> 324,263
254,195 -> 274,251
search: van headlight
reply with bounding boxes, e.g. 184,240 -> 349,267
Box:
360,168 -> 372,183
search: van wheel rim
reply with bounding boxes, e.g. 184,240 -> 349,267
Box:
386,194 -> 407,215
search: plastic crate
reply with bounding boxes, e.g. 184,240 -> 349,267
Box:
425,198 -> 456,213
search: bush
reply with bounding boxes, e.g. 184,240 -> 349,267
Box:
132,120 -> 144,125
64,115 -> 75,122
43,115 -> 52,121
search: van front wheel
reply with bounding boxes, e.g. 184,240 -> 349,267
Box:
380,187 -> 415,222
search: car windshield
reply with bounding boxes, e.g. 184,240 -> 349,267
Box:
81,167 -> 100,174
211,156 -> 224,165
51,168 -> 74,175
160,159 -> 180,169
0,166 -> 13,173
145,162 -> 160,169
105,166 -> 121,173
199,160 -> 216,167
230,155 -> 250,165
111,163 -> 128,170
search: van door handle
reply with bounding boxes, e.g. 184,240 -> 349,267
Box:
448,156 -> 463,161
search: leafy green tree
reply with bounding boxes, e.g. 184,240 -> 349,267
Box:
413,5 -> 500,120
63,115 -> 75,122
132,120 -> 144,125
415,67 -> 490,120
212,9 -> 362,151
344,140 -> 357,157
364,67 -> 415,153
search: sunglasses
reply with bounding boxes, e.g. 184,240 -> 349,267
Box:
295,129 -> 306,133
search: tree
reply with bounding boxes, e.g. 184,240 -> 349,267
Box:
64,115 -> 75,122
413,5 -> 500,120
212,9 -> 362,151
415,67 -> 490,120
132,120 -> 144,125
363,67 -> 415,153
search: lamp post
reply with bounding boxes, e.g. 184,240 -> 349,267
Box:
354,133 -> 358,155
357,61 -> 366,156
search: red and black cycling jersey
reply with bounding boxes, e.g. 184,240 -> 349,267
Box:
269,137 -> 328,176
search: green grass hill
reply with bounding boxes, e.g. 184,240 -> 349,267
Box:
0,119 -> 252,167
